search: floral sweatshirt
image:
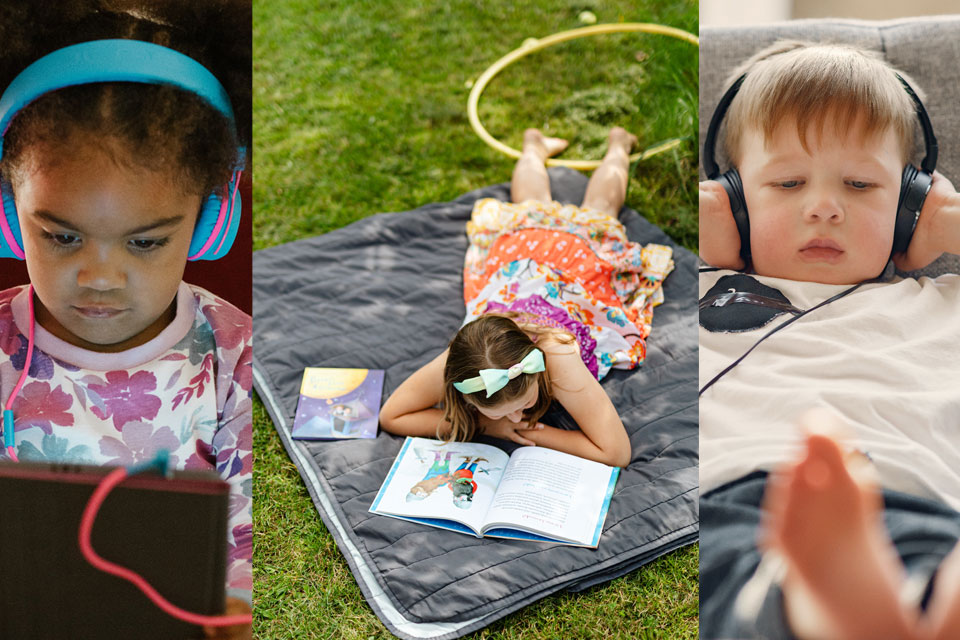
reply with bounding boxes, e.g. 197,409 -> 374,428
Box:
0,283 -> 252,600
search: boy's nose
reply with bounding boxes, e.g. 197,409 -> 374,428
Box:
803,195 -> 845,223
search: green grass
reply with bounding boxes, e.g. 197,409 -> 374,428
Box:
253,0 -> 699,637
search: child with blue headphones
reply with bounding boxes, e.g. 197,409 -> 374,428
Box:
698,41 -> 960,640
0,3 -> 251,637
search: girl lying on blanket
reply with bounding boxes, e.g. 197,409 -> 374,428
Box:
0,3 -> 251,637
380,127 -> 674,468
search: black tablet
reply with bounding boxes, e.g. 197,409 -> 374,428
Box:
0,460 -> 229,640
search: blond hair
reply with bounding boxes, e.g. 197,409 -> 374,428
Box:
441,314 -> 568,442
721,41 -> 922,166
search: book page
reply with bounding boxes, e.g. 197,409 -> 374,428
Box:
369,437 -> 510,534
482,447 -> 617,545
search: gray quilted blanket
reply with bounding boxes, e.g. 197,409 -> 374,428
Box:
252,167 -> 698,639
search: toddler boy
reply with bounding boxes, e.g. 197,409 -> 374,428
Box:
699,41 -> 960,640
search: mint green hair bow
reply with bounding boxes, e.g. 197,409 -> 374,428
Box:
453,348 -> 545,398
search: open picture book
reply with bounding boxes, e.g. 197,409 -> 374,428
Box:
369,436 -> 620,548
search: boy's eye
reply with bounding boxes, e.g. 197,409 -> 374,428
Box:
777,180 -> 802,189
847,180 -> 873,190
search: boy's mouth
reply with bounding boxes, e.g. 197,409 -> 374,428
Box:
799,238 -> 844,263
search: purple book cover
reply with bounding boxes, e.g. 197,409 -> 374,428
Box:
291,368 -> 384,440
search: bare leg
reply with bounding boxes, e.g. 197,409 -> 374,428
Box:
581,126 -> 638,218
762,410 -> 919,640
511,129 -> 568,204
926,541 -> 960,640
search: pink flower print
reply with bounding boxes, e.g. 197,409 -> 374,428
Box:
12,382 -> 74,434
89,370 -> 162,431
173,353 -> 214,410
203,301 -> 250,352
0,312 -> 20,356
234,344 -> 253,393
98,421 -> 181,467
229,522 -> 253,565
185,438 -> 216,470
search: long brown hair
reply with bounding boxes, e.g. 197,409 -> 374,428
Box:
441,315 -> 555,442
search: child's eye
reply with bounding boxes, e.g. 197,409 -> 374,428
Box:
129,237 -> 171,252
41,231 -> 81,249
776,180 -> 802,189
846,180 -> 874,190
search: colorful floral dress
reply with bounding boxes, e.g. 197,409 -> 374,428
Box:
0,282 -> 252,601
463,199 -> 673,379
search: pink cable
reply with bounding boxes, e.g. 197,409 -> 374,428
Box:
78,467 -> 252,628
3,284 -> 34,462
4,284 -> 34,409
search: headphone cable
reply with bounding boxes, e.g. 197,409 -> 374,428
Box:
78,451 -> 252,628
2,284 -> 34,462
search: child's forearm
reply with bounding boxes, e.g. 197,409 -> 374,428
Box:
379,407 -> 448,439
521,424 -> 631,467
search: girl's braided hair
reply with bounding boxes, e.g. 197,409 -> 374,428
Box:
0,0 -> 251,198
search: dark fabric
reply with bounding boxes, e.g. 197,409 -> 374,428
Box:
699,274 -> 796,333
252,167 -> 698,638
700,473 -> 960,640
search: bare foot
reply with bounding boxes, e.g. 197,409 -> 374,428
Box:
762,411 -> 918,640
605,126 -> 638,158
522,128 -> 568,160
926,541 -> 960,640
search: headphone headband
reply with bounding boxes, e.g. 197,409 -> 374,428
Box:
702,74 -> 745,179
895,74 -> 938,173
0,39 -> 243,262
702,72 -> 938,181
0,39 -> 236,161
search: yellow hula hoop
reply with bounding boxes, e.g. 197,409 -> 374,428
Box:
467,23 -> 699,171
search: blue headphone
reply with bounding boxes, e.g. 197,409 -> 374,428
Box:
0,39 -> 244,262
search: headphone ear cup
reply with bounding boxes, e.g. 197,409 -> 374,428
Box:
187,172 -> 242,261
892,164 -> 932,256
0,180 -> 25,260
715,168 -> 751,263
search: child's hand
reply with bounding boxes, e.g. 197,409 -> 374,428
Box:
203,597 -> 252,640
893,171 -> 960,272
699,180 -> 746,270
479,416 -> 545,446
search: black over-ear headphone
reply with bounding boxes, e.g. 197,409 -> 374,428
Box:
702,73 -> 939,265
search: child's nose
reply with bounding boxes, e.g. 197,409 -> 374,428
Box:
804,193 -> 845,223
507,411 -> 523,423
77,253 -> 126,291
